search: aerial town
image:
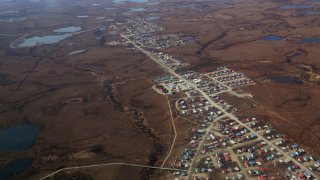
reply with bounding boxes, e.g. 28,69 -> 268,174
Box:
114,17 -> 320,180
1,0 -> 320,179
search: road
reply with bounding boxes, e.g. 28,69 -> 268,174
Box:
39,162 -> 187,180
186,115 -> 227,179
161,101 -> 177,168
122,33 -> 319,179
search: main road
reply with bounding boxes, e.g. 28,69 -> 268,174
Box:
121,33 -> 319,180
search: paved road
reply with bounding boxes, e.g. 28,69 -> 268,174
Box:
122,33 -> 319,180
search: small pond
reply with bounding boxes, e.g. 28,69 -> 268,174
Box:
262,35 -> 284,41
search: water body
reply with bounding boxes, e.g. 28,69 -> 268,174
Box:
16,34 -> 72,48
113,0 -> 149,3
105,18 -> 114,22
262,35 -> 284,41
0,11 -> 19,15
298,37 -> 320,45
0,124 -> 41,152
53,26 -> 81,33
0,17 -> 26,23
296,11 -> 320,16
77,15 -> 89,18
0,158 -> 34,180
280,4 -> 313,9
129,7 -> 146,12
266,76 -> 303,84
146,16 -> 160,20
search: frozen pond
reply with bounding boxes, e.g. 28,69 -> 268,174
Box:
0,158 -> 34,180
0,124 -> 40,152
262,35 -> 284,41
53,26 -> 81,33
280,4 -> 313,9
15,34 -> 72,48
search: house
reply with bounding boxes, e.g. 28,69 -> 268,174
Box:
258,175 -> 266,180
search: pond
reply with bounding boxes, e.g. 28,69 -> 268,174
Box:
0,124 -> 41,152
298,37 -> 320,45
129,7 -> 146,12
261,35 -> 284,41
53,26 -> 81,33
0,158 -> 34,180
15,34 -> 72,48
280,4 -> 313,9
265,76 -> 303,84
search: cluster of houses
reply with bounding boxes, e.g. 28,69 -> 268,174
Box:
155,52 -> 190,70
120,17 -> 164,36
154,76 -> 192,95
114,15 -> 319,180
238,117 -> 319,179
205,67 -> 255,88
134,34 -> 194,49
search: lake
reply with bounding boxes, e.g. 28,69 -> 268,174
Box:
0,124 -> 40,152
16,34 -> 72,48
0,158 -> 34,180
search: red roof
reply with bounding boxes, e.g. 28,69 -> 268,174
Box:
258,175 -> 266,180
258,167 -> 267,171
